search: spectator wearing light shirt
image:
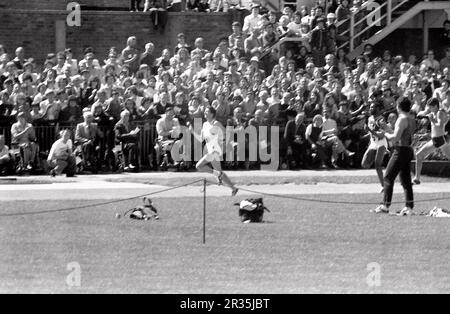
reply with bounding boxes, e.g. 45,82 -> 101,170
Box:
242,4 -> 263,34
287,11 -> 303,36
47,129 -> 76,177
321,108 -> 354,168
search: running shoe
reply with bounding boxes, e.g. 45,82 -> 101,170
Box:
370,204 -> 388,214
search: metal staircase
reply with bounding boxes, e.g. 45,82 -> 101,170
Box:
261,0 -> 450,61
341,0 -> 450,60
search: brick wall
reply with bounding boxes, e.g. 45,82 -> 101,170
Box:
0,0 -> 129,10
0,10 -> 233,67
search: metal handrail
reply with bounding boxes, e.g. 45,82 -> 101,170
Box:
348,0 -> 410,54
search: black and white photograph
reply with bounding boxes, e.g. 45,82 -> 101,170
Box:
0,0 -> 450,297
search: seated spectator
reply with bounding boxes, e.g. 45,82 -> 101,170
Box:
0,135 -> 14,175
39,89 -> 60,123
144,0 -> 168,30
197,0 -> 210,12
11,112 -> 39,170
305,114 -> 328,169
114,110 -> 140,171
75,111 -> 103,172
186,0 -> 200,11
0,91 -> 14,126
440,47 -> 450,72
285,112 -> 309,168
420,50 -> 440,72
155,106 -> 181,168
59,95 -> 82,126
48,129 -> 76,177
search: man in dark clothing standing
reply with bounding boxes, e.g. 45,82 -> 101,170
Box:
310,18 -> 328,67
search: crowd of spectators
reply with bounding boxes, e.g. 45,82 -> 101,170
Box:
1,0 -> 450,176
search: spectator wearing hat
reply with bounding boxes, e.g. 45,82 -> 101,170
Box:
242,4 -> 263,35
11,112 -> 39,170
326,12 -> 336,27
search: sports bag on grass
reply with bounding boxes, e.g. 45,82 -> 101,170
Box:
235,198 -> 270,223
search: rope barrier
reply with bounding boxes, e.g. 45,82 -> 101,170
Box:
0,179 -> 206,217
235,186 -> 450,206
1,177 -> 449,217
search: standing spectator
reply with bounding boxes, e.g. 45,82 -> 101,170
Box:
335,0 -> 350,34
242,4 -> 263,35
310,18 -> 328,67
48,129 -> 76,177
122,36 -> 140,74
442,20 -> 450,48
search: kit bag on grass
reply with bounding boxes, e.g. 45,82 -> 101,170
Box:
235,198 -> 270,223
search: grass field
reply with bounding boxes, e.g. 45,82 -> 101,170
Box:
1,193 -> 450,293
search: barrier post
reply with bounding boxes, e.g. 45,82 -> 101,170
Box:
203,179 -> 206,244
